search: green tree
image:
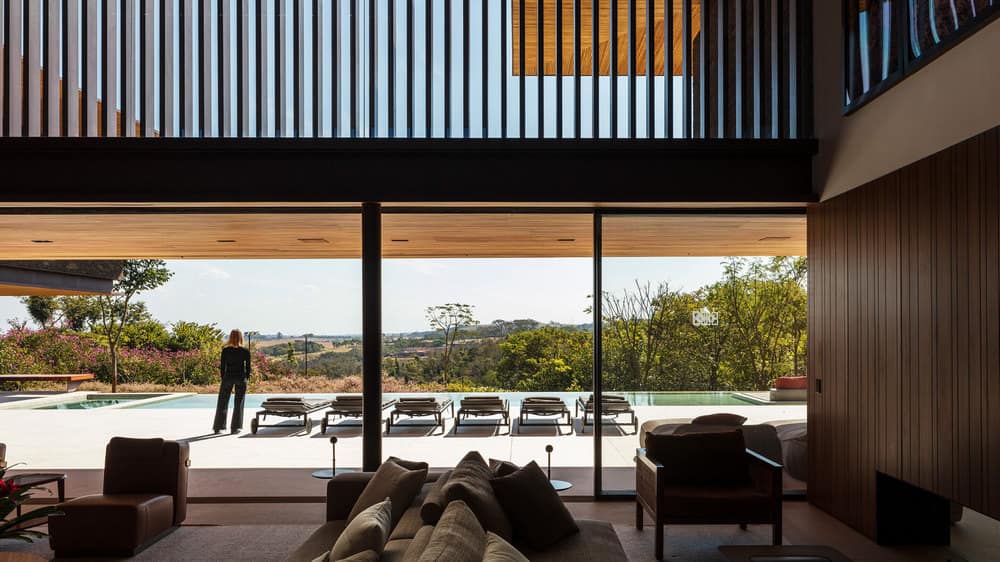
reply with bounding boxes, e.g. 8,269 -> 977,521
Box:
94,260 -> 173,392
121,319 -> 170,349
21,297 -> 58,329
168,321 -> 224,351
496,326 -> 592,391
425,303 -> 478,383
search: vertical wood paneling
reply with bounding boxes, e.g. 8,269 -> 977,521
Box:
45,0 -> 59,136
809,125 -> 1000,539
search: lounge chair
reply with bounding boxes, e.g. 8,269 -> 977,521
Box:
455,396 -> 510,434
576,393 -> 638,434
320,396 -> 398,434
250,397 -> 331,434
517,396 -> 573,434
385,397 -> 454,434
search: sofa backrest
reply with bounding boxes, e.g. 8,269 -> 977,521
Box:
103,437 -> 190,525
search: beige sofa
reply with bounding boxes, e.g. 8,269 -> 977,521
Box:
285,470 -> 628,562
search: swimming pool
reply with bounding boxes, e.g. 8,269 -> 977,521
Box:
137,391 -> 766,409
5,392 -> 196,410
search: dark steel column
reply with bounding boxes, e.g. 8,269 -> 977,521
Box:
592,210 -> 603,496
362,202 -> 383,472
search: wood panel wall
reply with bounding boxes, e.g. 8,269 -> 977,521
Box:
808,126 -> 1000,538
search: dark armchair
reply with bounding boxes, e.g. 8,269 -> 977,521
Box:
48,437 -> 190,557
635,430 -> 783,560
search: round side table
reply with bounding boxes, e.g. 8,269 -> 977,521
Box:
549,479 -> 573,492
311,468 -> 356,479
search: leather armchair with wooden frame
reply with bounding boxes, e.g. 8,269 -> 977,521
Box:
635,445 -> 783,560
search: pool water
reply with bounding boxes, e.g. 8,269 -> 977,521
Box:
139,391 -> 763,409
38,395 -> 153,409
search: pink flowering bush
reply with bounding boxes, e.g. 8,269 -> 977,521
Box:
0,328 -> 294,388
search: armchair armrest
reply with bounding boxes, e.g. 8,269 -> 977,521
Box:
635,448 -> 664,506
326,472 -> 375,521
746,449 -> 783,498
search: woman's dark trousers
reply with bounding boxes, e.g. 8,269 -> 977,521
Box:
213,376 -> 247,431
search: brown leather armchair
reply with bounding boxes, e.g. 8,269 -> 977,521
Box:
48,437 -> 190,557
635,434 -> 783,560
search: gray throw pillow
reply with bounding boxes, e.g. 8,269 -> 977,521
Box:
691,413 -> 747,426
417,500 -> 487,562
482,532 -> 529,562
489,461 -> 578,550
386,456 -> 430,472
488,458 -> 519,478
349,459 -> 428,528
329,498 -> 392,560
441,451 -> 513,541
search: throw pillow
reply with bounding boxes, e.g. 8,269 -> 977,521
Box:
691,413 -> 747,426
386,456 -> 430,472
489,461 -> 578,550
442,451 -> 513,541
417,500 -> 487,562
329,498 -> 392,560
645,430 -> 750,486
488,458 -> 519,478
420,469 -> 453,524
402,525 -> 436,560
349,458 -> 428,527
482,532 -> 529,562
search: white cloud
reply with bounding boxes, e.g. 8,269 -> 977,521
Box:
199,266 -> 232,280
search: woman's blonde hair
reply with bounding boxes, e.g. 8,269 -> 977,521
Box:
226,329 -> 244,348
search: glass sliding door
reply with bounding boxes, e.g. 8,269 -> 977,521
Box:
379,212 -> 594,494
599,213 -> 808,494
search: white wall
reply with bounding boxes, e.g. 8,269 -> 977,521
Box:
813,7 -> 1000,200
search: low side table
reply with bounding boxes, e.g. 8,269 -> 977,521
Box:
550,479 -> 573,492
310,468 -> 356,479
9,473 -> 66,517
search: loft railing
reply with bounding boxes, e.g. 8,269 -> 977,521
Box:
0,0 -> 809,140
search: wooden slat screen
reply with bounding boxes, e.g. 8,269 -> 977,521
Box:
808,126 -> 1000,538
0,0 -> 807,139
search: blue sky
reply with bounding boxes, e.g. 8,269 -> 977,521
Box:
0,257 -> 734,335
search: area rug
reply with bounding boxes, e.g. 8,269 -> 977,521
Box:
614,523 -> 780,561
719,545 -> 853,561
0,524 -> 317,561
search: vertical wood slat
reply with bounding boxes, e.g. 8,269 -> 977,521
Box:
627,0 -> 634,138
480,0 -> 487,137
0,0 -> 5,136
573,0 -> 580,138
591,0 -> 597,138
734,0 -> 743,138
389,0 -> 396,136
809,125 -> 1000,539
501,0 -> 507,138
182,0 -> 194,136
644,0 -> 652,138
45,0 -> 59,136
84,0 -> 97,136
222,0 -> 233,137
277,0 -> 286,137
332,0 -> 339,138
142,0 -> 154,136
104,0 -> 117,136
200,0 -> 211,136
680,0 -> 690,137
697,0 -> 708,138
444,0 -> 450,137
238,0 -> 249,137
555,0 -> 562,138
257,0 -> 265,136
406,0 -> 412,137
609,0 -> 615,138
26,0 -> 39,135
461,0 -> 467,138
316,0 -> 326,136
536,0 -> 542,137
716,0 -> 727,138
518,0 -> 524,137
771,0 -> 783,138
423,0 -> 429,137
350,0 -> 356,137
752,0 -> 762,138
294,0 -> 305,137
66,0 -> 79,135
664,0 -> 672,138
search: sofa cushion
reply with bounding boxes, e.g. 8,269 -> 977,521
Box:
489,461 -> 578,550
48,493 -> 174,555
389,505 -> 426,540
514,519 -> 627,562
331,550 -> 379,562
284,521 -> 348,562
674,423 -> 782,464
417,500 -> 487,562
349,459 -> 427,528
380,538 -> 414,562
691,413 -> 746,426
441,452 -> 512,541
646,430 -> 750,486
483,532 -> 529,562
330,499 -> 392,560
402,525 -> 435,560
420,469 -> 454,524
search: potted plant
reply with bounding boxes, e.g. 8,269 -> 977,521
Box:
0,464 -> 59,543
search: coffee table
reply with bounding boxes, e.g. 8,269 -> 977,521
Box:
9,473 -> 65,517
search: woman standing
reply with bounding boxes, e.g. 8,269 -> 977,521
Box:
213,329 -> 252,434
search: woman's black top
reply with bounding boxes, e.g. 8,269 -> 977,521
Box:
220,346 -> 252,379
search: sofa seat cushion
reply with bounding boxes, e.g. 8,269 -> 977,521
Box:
659,485 -> 773,520
283,521 -> 347,562
49,493 -> 174,554
515,520 -> 627,562
380,538 -> 414,562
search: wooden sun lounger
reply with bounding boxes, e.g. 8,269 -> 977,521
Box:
250,397 -> 332,434
320,396 -> 398,434
455,396 -> 510,434
517,396 -> 573,434
385,397 -> 455,435
576,394 -> 638,434
0,374 -> 95,393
